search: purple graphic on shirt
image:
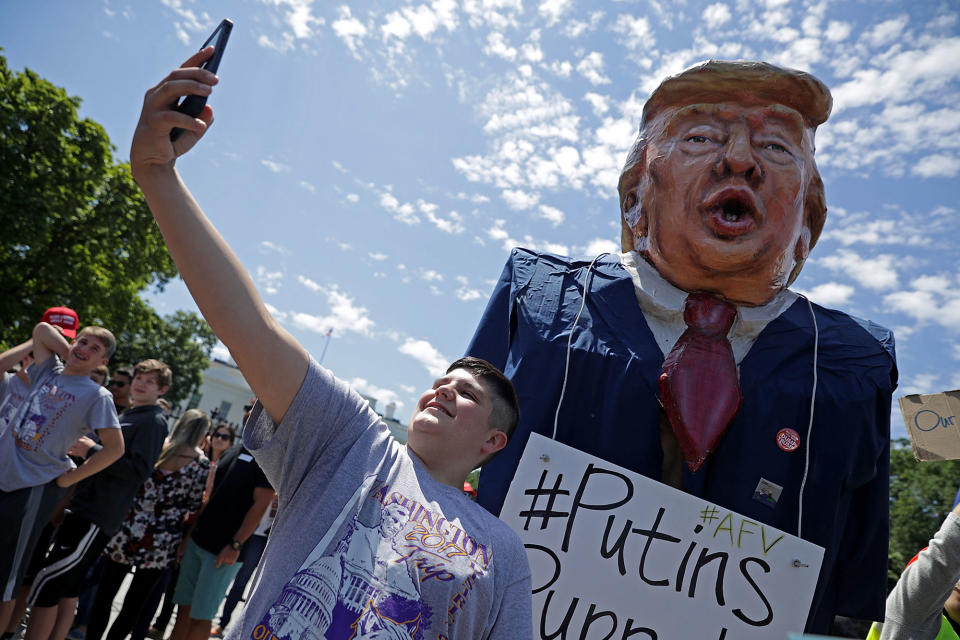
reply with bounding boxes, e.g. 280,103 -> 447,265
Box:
253,501 -> 431,640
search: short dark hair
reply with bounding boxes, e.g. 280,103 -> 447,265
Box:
446,357 -> 519,440
113,366 -> 133,380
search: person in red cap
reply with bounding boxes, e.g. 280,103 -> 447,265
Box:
40,306 -> 80,340
0,317 -> 123,634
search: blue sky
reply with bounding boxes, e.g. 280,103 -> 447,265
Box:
2,0 -> 957,438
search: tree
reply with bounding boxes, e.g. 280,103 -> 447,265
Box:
112,311 -> 217,407
0,53 -> 214,404
888,438 -> 960,582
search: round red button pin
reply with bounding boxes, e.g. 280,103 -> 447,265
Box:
776,428 -> 800,452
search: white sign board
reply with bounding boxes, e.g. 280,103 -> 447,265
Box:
501,433 -> 824,640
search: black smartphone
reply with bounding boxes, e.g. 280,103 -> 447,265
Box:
170,18 -> 233,141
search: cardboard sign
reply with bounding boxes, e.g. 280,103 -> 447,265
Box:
900,390 -> 960,461
501,433 -> 824,640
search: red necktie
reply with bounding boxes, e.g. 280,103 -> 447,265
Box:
658,292 -> 742,472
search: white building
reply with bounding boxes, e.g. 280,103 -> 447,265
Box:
184,360 -> 408,441
183,359 -> 253,428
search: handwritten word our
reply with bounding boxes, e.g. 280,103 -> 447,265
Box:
914,409 -> 957,432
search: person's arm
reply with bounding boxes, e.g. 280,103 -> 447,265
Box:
0,339 -> 33,373
56,427 -> 124,487
215,486 -> 274,568
32,322 -> 70,366
130,48 -> 307,426
83,413 -> 167,487
878,503 -> 960,639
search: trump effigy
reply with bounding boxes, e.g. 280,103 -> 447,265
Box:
467,60 -> 897,633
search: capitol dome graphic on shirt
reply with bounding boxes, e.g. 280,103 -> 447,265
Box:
253,478 -> 433,640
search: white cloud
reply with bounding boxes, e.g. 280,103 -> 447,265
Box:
261,159 -> 290,173
454,275 -> 485,301
379,192 -> 420,225
580,237 -> 619,257
576,51 -> 611,85
913,153 -> 960,178
798,282 -> 856,307
290,285 -> 375,336
420,269 -> 444,282
484,31 -> 517,61
819,250 -> 899,290
297,275 -> 322,292
883,274 -> 960,331
350,377 -> 402,409
900,372 -> 941,396
502,189 -> 540,210
299,180 -> 316,192
346,193 -> 360,203
612,15 -> 654,49
486,219 -> 570,255
539,0 -> 572,25
160,0 -> 211,44
583,92 -> 609,116
563,11 -> 604,38
863,15 -> 909,48
422,203 -> 465,234
256,266 -> 283,295
832,37 -> 960,112
825,20 -> 851,42
259,0 -> 325,45
369,252 -> 388,261
258,33 -> 295,53
398,337 -> 448,376
381,11 -> 412,39
702,3 -> 732,29
538,204 -> 565,225
331,5 -> 368,56
259,240 -> 289,255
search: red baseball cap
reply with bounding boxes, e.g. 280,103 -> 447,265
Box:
41,306 -> 80,339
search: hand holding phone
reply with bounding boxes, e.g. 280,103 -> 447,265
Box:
170,18 -> 233,141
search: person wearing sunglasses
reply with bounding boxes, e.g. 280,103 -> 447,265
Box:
205,425 -> 235,467
107,367 -> 133,415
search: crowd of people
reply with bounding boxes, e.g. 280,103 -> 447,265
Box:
0,307 -> 276,640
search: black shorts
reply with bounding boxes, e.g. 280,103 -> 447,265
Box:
29,511 -> 108,607
0,481 -> 67,602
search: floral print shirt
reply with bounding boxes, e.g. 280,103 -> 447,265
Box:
104,455 -> 210,569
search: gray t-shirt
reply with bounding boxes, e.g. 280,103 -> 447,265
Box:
232,359 -> 532,640
0,356 -> 119,492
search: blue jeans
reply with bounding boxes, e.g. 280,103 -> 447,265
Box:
217,534 -> 267,630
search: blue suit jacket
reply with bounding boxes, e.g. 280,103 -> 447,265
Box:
466,248 -> 897,633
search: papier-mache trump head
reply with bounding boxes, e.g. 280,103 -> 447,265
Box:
618,60 -> 832,306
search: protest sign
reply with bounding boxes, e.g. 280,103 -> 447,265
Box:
501,433 -> 824,639
900,390 -> 960,461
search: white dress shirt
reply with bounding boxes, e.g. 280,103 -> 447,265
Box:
619,251 -> 799,366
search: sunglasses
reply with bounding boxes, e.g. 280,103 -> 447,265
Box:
213,433 -> 233,441
107,380 -> 128,388
243,404 -> 253,411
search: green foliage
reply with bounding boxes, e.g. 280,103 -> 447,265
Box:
888,438 -> 960,580
0,53 -> 214,404
113,311 -> 217,407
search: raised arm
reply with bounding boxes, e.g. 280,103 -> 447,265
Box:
0,339 -> 33,374
130,48 -> 307,425
32,322 -> 70,366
